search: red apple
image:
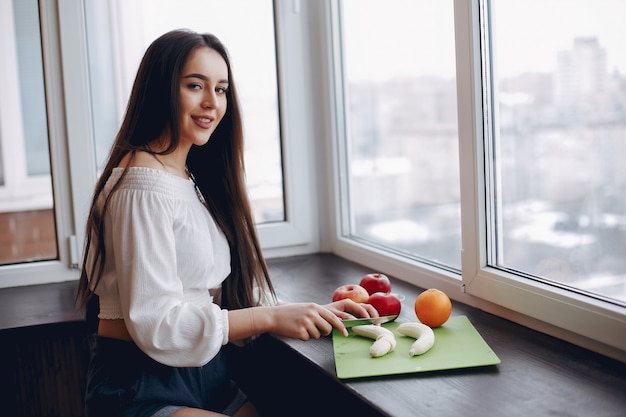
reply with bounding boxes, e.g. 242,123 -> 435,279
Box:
367,292 -> 402,317
359,273 -> 392,295
332,284 -> 370,303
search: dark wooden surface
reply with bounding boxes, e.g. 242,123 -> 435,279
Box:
0,280 -> 89,417
1,253 -> 626,417
262,253 -> 626,417
0,280 -> 83,330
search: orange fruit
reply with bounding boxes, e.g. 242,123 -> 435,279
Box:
413,288 -> 452,327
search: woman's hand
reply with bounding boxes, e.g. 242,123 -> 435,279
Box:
268,299 -> 378,340
265,302 -> 346,339
322,298 -> 379,321
229,300 -> 379,342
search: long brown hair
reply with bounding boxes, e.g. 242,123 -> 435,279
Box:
77,29 -> 275,314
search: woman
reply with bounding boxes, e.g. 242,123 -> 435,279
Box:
76,29 -> 376,417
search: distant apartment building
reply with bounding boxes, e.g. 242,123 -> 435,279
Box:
556,37 -> 610,122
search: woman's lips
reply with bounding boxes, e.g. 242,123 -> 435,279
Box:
192,115 -> 214,129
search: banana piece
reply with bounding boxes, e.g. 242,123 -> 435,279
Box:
397,322 -> 435,356
352,324 -> 397,357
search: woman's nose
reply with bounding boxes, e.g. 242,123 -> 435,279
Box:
202,92 -> 218,109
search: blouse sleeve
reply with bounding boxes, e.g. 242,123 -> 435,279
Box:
107,188 -> 228,367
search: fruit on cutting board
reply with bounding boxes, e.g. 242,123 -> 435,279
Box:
367,292 -> 401,317
352,324 -> 397,357
413,288 -> 452,327
397,321 -> 435,356
332,284 -> 370,303
359,273 -> 392,295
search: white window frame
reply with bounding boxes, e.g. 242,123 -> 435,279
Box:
256,0 -> 318,256
458,0 -> 626,360
0,0 -> 79,287
322,0 -> 626,362
0,1 -> 53,212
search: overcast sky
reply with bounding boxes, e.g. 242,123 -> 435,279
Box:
342,0 -> 625,80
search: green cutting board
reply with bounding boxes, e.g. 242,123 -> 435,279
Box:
332,315 -> 500,379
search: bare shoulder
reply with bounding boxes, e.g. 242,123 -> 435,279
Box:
119,151 -> 161,169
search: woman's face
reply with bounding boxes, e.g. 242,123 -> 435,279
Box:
178,46 -> 229,148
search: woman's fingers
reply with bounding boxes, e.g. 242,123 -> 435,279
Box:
324,298 -> 380,319
317,305 -> 349,337
360,301 -> 380,317
274,301 -> 383,340
293,304 -> 343,338
272,303 -> 330,339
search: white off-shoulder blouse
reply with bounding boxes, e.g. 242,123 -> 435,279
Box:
86,167 -> 231,367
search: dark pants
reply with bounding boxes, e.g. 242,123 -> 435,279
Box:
85,336 -> 244,417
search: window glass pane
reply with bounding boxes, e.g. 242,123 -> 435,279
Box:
489,0 -> 626,304
0,0 -> 57,265
14,0 -> 50,176
340,0 -> 461,271
84,0 -> 284,223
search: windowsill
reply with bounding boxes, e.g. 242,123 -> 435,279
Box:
0,280 -> 82,331
245,254 -> 626,416
2,253 -> 626,417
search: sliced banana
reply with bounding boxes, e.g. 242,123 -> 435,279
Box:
352,324 -> 397,357
397,322 -> 435,356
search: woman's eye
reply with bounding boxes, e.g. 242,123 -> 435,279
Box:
216,86 -> 228,95
187,83 -> 202,90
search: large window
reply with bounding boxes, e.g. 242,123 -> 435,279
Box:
486,0 -> 626,305
330,0 -> 626,360
337,0 -> 461,271
0,0 -> 56,266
